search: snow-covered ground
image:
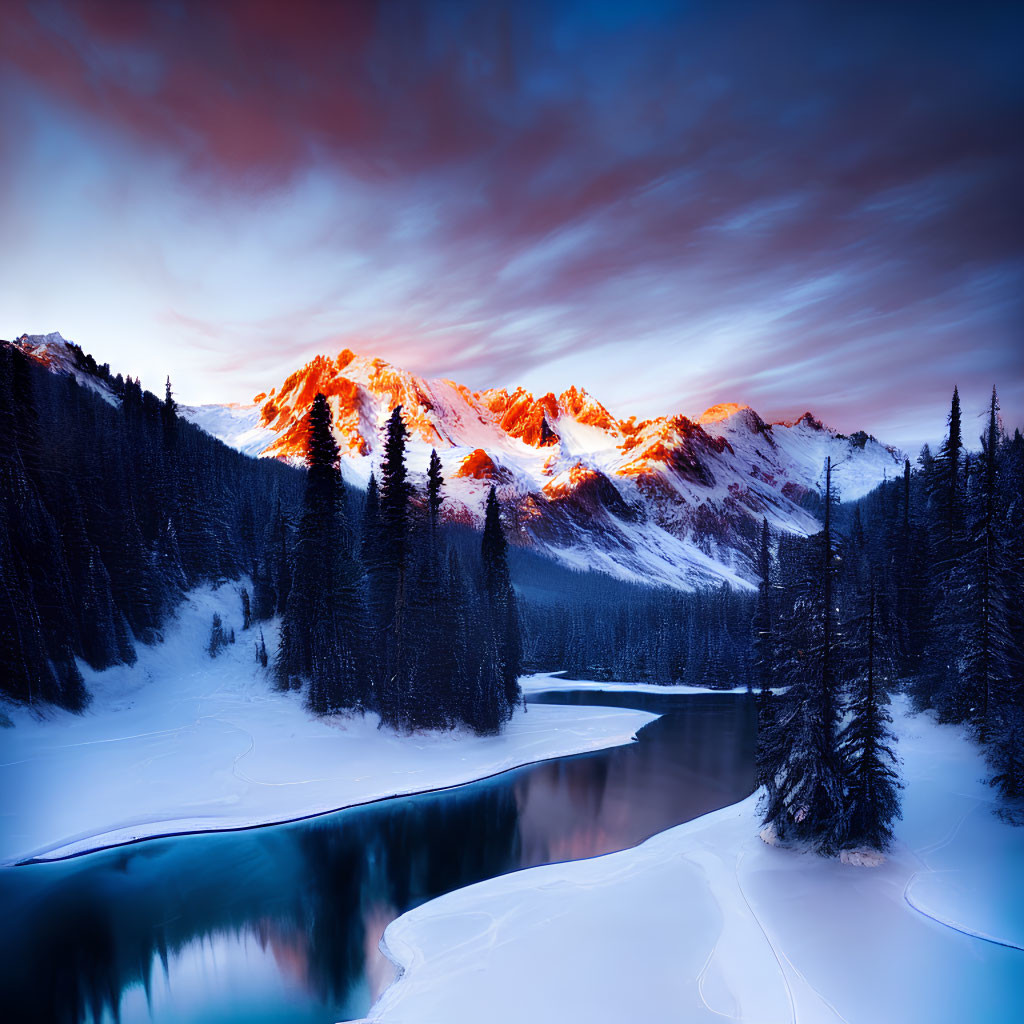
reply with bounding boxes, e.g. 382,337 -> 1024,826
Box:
361,695 -> 1024,1024
521,673 -> 765,695
0,584 -> 657,866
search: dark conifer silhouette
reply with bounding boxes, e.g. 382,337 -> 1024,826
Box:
374,406 -> 414,728
759,458 -> 847,853
276,392 -> 367,713
840,582 -> 902,849
208,613 -> 228,657
959,388 -> 1015,742
481,486 -> 521,722
752,516 -> 774,711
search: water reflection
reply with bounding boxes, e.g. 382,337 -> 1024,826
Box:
0,691 -> 755,1024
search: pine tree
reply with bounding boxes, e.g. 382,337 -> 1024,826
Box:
251,495 -> 292,622
840,582 -> 902,850
407,448 -> 457,729
989,423 -> 1024,798
376,406 -> 414,728
238,497 -> 257,572
935,385 -> 963,553
276,392 -> 367,712
759,458 -> 847,852
162,375 -> 178,450
427,450 -> 443,524
895,457 -> 926,676
922,389 -> 969,717
208,613 -> 227,657
961,388 -> 1016,742
480,486 -> 521,724
81,553 -> 134,670
752,517 -> 774,710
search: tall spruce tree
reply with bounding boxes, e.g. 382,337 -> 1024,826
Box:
420,449 -> 460,725
759,457 -> 847,852
276,392 -> 367,712
988,423 -> 1024,797
752,516 -> 774,710
961,388 -> 1015,742
895,457 -> 928,677
162,376 -> 177,447
481,486 -> 521,723
427,450 -> 443,527
400,449 -> 452,730
935,385 -> 964,553
840,581 -> 902,850
376,406 -> 414,729
923,388 -> 969,719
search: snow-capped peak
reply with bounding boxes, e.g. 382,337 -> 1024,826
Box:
177,346 -> 903,589
10,332 -> 120,407
12,332 -> 904,591
15,331 -> 76,366
698,402 -> 750,424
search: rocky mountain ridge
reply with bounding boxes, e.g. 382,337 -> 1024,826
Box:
13,333 -> 903,589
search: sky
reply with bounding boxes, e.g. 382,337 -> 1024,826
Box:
1,0 -> 1021,451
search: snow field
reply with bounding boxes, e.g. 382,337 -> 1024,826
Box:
0,583 -> 657,866
360,695 -> 1024,1024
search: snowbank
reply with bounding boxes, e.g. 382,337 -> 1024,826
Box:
360,695 -> 1024,1024
0,585 -> 657,866
521,673 -> 777,695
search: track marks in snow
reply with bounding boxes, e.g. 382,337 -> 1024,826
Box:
730,848 -> 797,1024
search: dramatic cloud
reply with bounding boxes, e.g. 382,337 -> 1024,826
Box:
1,0 -> 1021,447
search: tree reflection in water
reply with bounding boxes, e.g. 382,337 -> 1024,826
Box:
0,691 -> 755,1024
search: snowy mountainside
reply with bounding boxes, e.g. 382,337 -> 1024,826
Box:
179,347 -> 904,588
178,400 -> 275,458
11,332 -> 120,407
10,333 -> 903,590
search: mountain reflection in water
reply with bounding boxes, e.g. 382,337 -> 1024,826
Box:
0,689 -> 756,1024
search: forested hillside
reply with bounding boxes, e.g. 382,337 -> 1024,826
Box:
0,344 -> 522,734
519,575 -> 755,688
275,398 -> 523,734
0,340 -> 302,709
757,387 -> 1024,852
6,334 -> 1020,809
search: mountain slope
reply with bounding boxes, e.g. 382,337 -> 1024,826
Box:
1,332 -> 303,711
11,333 -> 902,590
178,346 -> 903,589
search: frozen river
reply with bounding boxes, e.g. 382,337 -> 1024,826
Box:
0,688 -> 757,1023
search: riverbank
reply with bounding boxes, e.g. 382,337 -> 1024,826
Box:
0,584 -> 657,866
522,673 -> 770,695
361,694 -> 1024,1024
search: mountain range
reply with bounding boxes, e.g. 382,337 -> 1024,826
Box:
12,333 -> 904,590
